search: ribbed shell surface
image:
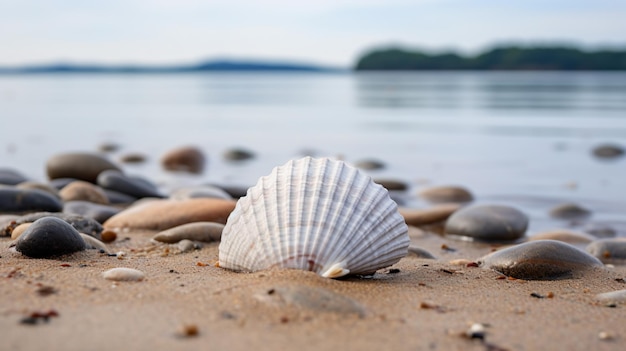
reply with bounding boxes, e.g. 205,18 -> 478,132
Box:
218,157 -> 409,278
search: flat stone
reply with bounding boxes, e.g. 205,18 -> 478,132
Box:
407,245 -> 436,259
119,153 -> 147,164
595,289 -> 626,304
444,204 -> 528,242
102,267 -> 145,282
80,233 -> 110,253
11,223 -> 32,240
478,240 -> 603,280
0,168 -> 29,185
529,230 -> 596,244
15,217 -> 87,258
103,189 -> 138,204
418,185 -> 473,204
46,152 -> 121,183
586,239 -> 626,263
59,180 -> 109,204
49,178 -> 77,190
0,187 -> 63,214
549,203 -> 592,220
104,198 -> 236,231
354,159 -> 385,171
152,222 -> 224,243
161,146 -> 205,174
210,184 -> 250,199
97,170 -> 163,198
98,142 -> 120,153
399,204 -> 462,226
16,181 -> 60,198
63,201 -> 122,223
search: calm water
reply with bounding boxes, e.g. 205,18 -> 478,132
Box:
1,71 -> 626,235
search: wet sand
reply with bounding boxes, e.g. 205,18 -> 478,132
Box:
2,227 -> 625,351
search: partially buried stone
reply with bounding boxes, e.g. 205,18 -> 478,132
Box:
59,180 -> 109,204
0,187 -> 63,213
549,203 -> 591,220
595,289 -> 626,305
152,222 -> 224,243
586,239 -> 626,264
258,285 -> 366,317
0,168 -> 28,185
444,204 -> 528,242
102,267 -> 145,281
80,233 -> 110,253
15,217 -> 87,258
104,198 -> 236,231
97,170 -> 163,198
46,152 -> 121,183
161,146 -> 205,174
407,245 -> 436,259
63,201 -> 121,224
478,240 -> 603,280
418,185 -> 473,204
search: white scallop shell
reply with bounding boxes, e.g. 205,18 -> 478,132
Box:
218,157 -> 409,278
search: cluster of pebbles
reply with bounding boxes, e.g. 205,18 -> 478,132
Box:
1,147 -> 625,290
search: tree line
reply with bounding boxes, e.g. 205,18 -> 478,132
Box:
355,45 -> 626,70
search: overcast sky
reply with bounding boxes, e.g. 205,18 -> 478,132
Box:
1,0 -> 625,67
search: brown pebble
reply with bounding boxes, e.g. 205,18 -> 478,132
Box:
100,229 -> 117,243
178,324 -> 199,337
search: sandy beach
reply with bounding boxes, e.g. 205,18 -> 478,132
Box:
2,225 -> 625,351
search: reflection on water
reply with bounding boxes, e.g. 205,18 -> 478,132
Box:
356,72 -> 626,111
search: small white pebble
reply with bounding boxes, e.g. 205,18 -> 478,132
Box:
116,251 -> 126,259
103,267 -> 145,282
598,331 -> 614,340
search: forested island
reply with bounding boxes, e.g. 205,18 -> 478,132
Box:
355,45 -> 626,70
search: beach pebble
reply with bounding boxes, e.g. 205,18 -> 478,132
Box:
354,159 -> 385,170
98,142 -> 120,153
0,187 -> 63,213
16,181 -> 60,198
211,184 -> 250,199
46,152 -> 121,183
373,179 -> 408,191
478,240 -> 603,280
11,223 -> 32,240
102,267 -> 145,281
80,233 -> 110,253
586,239 -> 626,263
0,168 -> 29,185
169,186 -> 232,200
49,178 -> 77,190
100,229 -> 117,243
584,224 -> 617,239
399,203 -> 461,226
7,212 -> 103,239
177,239 -> 196,253
161,146 -> 205,174
15,217 -> 87,258
59,180 -> 109,204
549,203 -> 591,220
103,189 -> 138,204
594,289 -> 626,304
152,222 -> 224,243
418,185 -> 473,204
97,170 -> 163,198
63,201 -> 121,223
592,144 -> 624,159
223,147 -> 255,161
444,204 -> 528,242
407,245 -> 436,259
258,285 -> 366,317
104,198 -> 236,231
119,153 -> 147,164
529,230 -> 596,244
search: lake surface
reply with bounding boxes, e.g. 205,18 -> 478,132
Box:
1,71 -> 626,235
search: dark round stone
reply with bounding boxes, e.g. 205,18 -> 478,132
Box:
373,179 -> 408,191
97,170 -> 163,198
223,147 -> 255,161
0,168 -> 29,185
46,152 -> 121,183
63,201 -> 122,224
549,203 -> 591,220
592,144 -> 624,159
15,217 -> 87,258
444,204 -> 528,242
586,239 -> 626,263
0,187 -> 63,213
103,189 -> 138,204
478,240 -> 603,280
